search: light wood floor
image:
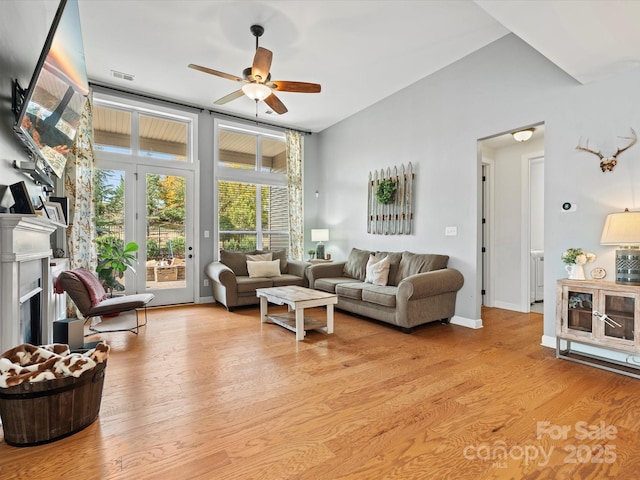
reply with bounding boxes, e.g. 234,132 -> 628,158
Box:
2,304 -> 640,479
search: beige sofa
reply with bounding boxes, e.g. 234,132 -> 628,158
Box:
205,250 -> 310,309
307,248 -> 464,332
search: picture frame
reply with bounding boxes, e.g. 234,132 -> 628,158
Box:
44,201 -> 66,226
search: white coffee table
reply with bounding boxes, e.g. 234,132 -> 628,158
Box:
256,285 -> 338,341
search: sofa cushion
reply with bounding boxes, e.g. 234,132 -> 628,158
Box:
220,250 -> 255,276
256,249 -> 288,274
247,260 -> 281,278
395,252 -> 449,284
236,276 -> 273,293
272,274 -> 305,287
343,248 -> 371,281
247,253 -> 272,262
365,254 -> 391,286
374,251 -> 402,286
362,285 -> 397,308
315,277 -> 358,294
336,282 -> 367,300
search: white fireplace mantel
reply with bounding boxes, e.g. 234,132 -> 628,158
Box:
0,214 -> 57,353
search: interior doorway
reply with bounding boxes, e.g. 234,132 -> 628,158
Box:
479,124 -> 545,313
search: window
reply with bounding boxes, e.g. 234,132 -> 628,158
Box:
216,122 -> 288,253
93,102 -> 191,162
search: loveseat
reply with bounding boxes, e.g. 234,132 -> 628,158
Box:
307,248 -> 464,332
205,250 -> 310,309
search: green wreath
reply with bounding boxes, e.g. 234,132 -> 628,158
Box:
376,179 -> 397,204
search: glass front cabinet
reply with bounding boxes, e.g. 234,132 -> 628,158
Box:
557,279 -> 640,376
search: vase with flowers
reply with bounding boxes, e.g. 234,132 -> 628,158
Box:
561,247 -> 596,280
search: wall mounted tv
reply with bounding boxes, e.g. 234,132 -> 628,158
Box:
11,0 -> 89,180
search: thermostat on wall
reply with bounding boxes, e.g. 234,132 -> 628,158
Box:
561,202 -> 577,212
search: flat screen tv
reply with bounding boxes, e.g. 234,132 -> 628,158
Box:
12,0 -> 89,179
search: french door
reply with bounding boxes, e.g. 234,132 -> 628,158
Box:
95,163 -> 195,305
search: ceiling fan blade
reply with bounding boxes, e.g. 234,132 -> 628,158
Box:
264,93 -> 288,115
251,47 -> 273,82
269,81 -> 321,93
214,89 -> 245,105
188,64 -> 243,83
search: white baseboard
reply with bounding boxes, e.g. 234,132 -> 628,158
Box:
493,301 -> 526,313
541,334 -> 556,349
197,296 -> 215,304
451,315 -> 483,329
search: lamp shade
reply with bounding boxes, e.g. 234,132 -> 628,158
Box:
601,209 -> 640,285
311,229 -> 329,242
600,210 -> 640,245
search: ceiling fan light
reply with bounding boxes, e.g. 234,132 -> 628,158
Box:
512,128 -> 535,142
242,83 -> 272,101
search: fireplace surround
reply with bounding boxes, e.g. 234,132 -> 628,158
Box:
0,214 -> 57,353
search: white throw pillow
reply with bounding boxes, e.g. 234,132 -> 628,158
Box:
364,254 -> 391,286
246,253 -> 272,262
247,259 -> 281,278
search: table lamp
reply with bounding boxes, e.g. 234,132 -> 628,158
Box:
601,208 -> 640,285
311,229 -> 329,260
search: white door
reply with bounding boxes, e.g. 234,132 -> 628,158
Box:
136,165 -> 195,305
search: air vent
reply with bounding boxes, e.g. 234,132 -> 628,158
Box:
111,70 -> 135,81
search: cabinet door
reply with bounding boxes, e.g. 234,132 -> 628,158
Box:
560,286 -> 596,341
597,290 -> 638,352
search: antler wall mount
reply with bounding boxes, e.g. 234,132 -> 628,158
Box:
188,24 -> 321,116
576,128 -> 637,172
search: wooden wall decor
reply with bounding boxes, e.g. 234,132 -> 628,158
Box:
367,162 -> 414,235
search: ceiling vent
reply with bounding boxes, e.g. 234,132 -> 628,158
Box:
111,70 -> 135,81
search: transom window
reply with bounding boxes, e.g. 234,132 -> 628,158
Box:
93,102 -> 192,162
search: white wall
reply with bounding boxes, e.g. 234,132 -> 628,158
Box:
490,137 -> 544,311
0,1 -> 60,209
312,33 -> 640,343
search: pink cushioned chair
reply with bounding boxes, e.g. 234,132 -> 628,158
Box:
57,268 -> 155,335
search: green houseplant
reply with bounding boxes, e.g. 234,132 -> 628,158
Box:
376,179 -> 397,204
97,240 -> 139,295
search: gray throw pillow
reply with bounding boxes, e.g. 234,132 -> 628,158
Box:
343,248 -> 371,281
220,250 -> 255,276
395,251 -> 449,284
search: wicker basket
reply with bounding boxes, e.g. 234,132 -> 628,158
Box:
0,361 -> 107,446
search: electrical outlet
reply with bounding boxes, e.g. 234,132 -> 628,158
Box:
203,278 -> 209,287
445,226 -> 458,236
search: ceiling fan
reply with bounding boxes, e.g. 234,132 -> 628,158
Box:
188,24 -> 321,115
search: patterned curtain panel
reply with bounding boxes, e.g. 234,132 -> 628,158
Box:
285,130 -> 303,260
63,95 -> 97,315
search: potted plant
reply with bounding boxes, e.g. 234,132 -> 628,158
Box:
97,240 -> 139,296
308,249 -> 316,260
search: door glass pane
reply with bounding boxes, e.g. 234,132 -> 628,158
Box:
94,168 -> 128,291
219,129 -> 256,170
604,295 -> 634,340
567,291 -> 593,333
93,106 -> 132,154
139,114 -> 188,161
145,174 -> 187,290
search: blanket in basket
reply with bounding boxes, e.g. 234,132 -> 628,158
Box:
0,342 -> 109,388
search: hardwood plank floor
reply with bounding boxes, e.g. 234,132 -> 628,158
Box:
1,304 -> 639,479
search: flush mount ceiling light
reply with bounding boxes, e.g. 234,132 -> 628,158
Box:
512,128 -> 535,142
